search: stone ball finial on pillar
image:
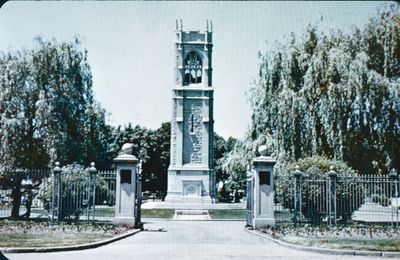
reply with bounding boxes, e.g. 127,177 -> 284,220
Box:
258,145 -> 268,157
121,143 -> 133,155
89,162 -> 97,174
328,165 -> 337,178
53,161 -> 61,173
294,165 -> 303,178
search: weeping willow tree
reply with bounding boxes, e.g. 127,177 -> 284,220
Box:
0,37 -> 113,218
224,4 -> 400,178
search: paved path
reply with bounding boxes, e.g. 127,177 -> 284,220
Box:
5,220 -> 382,260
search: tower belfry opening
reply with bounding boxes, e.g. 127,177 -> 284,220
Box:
184,52 -> 202,85
165,20 -> 216,204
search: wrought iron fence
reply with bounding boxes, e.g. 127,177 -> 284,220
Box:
94,171 -> 116,221
0,165 -> 117,222
0,170 -> 51,219
274,168 -> 400,226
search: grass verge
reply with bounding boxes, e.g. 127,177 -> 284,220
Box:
260,224 -> 400,252
279,236 -> 400,252
141,209 -> 175,218
208,209 -> 245,219
0,220 -> 131,248
0,233 -> 112,248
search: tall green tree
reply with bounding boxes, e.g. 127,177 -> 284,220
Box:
214,133 -> 237,185
110,122 -> 171,194
33,37 -> 108,166
0,37 -> 111,218
225,4 -> 400,177
142,122 -> 170,193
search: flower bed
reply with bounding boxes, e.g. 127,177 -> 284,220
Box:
0,220 -> 133,248
260,224 -> 400,252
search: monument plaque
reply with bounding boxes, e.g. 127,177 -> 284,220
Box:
121,170 -> 132,184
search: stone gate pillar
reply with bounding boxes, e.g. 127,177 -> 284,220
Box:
114,143 -> 139,225
252,145 -> 276,228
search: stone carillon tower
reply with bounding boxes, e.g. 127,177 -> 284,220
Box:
165,20 -> 215,203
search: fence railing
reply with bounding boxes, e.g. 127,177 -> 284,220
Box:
0,164 -> 117,222
94,171 -> 117,220
0,169 -> 51,219
274,167 -> 399,226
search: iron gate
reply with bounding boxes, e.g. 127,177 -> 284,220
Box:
246,171 -> 253,226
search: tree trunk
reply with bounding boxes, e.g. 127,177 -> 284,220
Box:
10,178 -> 22,219
22,190 -> 33,219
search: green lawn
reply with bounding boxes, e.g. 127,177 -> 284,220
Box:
0,232 -> 112,248
208,209 -> 246,219
32,206 -> 176,219
280,236 -> 400,252
94,207 -> 115,217
140,209 -> 246,219
31,207 -> 116,218
31,208 -> 50,215
141,209 -> 175,218
31,207 -> 246,220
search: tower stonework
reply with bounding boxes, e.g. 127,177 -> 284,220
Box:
165,21 -> 215,203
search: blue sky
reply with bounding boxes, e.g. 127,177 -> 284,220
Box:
0,1 -> 387,138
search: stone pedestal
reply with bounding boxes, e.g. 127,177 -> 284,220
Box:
251,145 -> 276,228
114,144 -> 139,225
165,166 -> 212,204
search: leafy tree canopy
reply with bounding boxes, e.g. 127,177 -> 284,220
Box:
224,4 -> 400,180
0,36 -> 112,172
0,37 -> 112,218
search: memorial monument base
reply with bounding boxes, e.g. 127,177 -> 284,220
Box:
165,166 -> 213,204
164,195 -> 212,204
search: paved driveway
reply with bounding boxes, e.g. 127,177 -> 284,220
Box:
5,220 -> 381,260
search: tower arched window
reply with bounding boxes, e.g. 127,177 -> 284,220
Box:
184,52 -> 202,85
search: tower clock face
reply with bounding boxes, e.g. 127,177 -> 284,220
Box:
184,52 -> 202,85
